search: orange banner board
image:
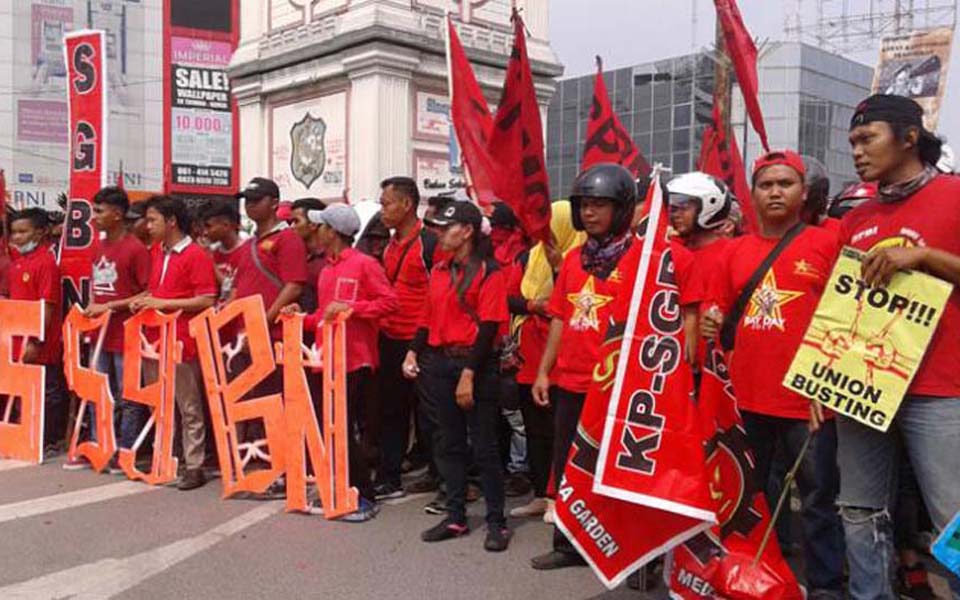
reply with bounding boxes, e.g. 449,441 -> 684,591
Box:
0,300 -> 46,463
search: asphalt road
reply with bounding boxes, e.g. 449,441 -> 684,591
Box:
0,457 -> 662,600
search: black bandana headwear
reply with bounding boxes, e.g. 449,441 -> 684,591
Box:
850,94 -> 942,166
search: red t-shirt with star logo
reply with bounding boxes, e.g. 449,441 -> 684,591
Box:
547,243 -> 641,394
840,174 -> 960,398
706,227 -> 840,419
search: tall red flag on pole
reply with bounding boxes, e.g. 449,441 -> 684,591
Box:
714,0 -> 769,152
486,10 -> 551,244
446,16 -> 499,208
698,103 -> 756,231
581,57 -> 650,177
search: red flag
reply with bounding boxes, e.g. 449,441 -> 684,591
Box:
446,17 -> 499,207
714,0 -> 769,152
486,11 -> 551,243
554,170 -> 715,588
698,104 -> 756,231
667,339 -> 803,599
582,57 -> 650,176
117,162 -> 124,189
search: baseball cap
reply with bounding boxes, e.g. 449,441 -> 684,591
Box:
752,149 -> 806,184
424,200 -> 483,230
850,94 -> 942,166
235,177 -> 280,202
307,203 -> 361,236
125,202 -> 146,221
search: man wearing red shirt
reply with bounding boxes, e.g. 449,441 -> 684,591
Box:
7,208 -> 65,450
289,198 -> 329,315
131,196 -> 217,491
701,150 -> 844,598
529,163 -> 640,571
373,177 -> 440,500
234,178 -> 308,331
833,94 -> 960,599
82,187 -> 152,470
199,202 -> 243,305
289,204 -> 397,522
0,252 -> 10,298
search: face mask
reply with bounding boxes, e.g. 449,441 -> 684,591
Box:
12,240 -> 39,255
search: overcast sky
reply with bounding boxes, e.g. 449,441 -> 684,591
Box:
550,0 -> 960,145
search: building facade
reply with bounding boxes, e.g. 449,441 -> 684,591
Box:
228,0 -> 562,207
545,42 -> 873,199
0,0 -> 165,212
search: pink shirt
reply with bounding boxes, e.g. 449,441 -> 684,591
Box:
305,248 -> 397,373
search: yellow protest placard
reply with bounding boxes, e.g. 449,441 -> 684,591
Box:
783,246 -> 953,432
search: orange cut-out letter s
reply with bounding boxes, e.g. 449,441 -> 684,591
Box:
0,299 -> 46,464
63,306 -> 117,472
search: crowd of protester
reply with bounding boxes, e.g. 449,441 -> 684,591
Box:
1,93 -> 959,599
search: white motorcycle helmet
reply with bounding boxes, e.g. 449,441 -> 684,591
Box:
666,171 -> 732,230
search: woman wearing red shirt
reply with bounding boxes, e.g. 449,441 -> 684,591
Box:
403,201 -> 512,552
507,201 -> 584,519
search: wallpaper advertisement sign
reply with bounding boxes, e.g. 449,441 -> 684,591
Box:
165,0 -> 239,195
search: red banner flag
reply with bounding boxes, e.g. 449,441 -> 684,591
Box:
486,11 -> 551,243
62,30 -> 109,309
446,17 -> 499,207
554,170 -> 715,588
714,0 -> 769,152
582,57 -> 650,177
667,339 -> 803,599
698,104 -> 755,231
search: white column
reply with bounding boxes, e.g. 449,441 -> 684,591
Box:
238,98 -> 266,185
347,66 -> 413,201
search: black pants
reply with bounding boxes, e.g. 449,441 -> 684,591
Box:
344,368 -> 375,502
519,384 -> 554,498
377,334 -> 418,486
550,386 -> 586,554
417,349 -> 504,526
741,411 -> 844,592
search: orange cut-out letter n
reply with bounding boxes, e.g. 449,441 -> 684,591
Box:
278,312 -> 357,519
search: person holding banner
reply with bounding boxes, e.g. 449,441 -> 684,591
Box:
7,208 -> 65,451
296,203 -> 398,522
700,150 -> 845,598
834,93 -> 960,599
82,186 -> 152,471
131,196 -> 218,491
402,200 -> 512,552
529,163 -> 640,570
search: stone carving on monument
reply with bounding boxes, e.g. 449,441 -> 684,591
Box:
289,113 -> 327,190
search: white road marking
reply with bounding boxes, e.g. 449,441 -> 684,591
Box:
0,501 -> 282,599
0,481 -> 161,524
0,460 -> 33,472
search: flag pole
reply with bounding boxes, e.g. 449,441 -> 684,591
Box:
753,430 -> 814,566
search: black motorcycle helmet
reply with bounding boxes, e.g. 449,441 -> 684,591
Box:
569,163 -> 638,236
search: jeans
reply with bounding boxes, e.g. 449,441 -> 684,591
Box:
418,349 -> 504,526
377,334 -> 417,487
518,384 -> 554,498
96,351 -> 148,450
502,408 -> 528,475
551,386 -> 586,555
741,411 -> 845,594
838,396 -> 960,599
